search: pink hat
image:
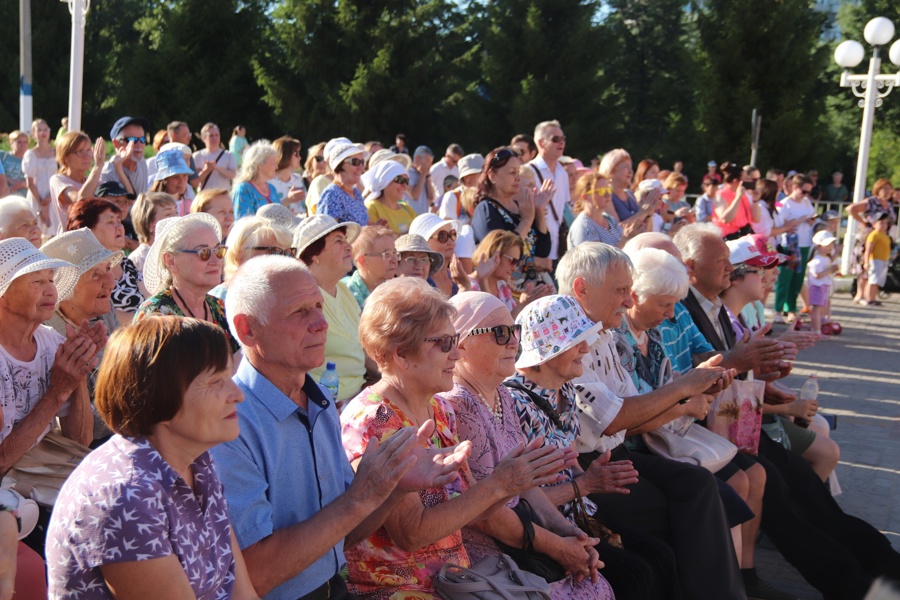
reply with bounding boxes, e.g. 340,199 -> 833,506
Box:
746,233 -> 787,266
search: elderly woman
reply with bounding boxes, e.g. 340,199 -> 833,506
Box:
0,196 -> 42,247
598,149 -> 657,229
342,225 -> 398,309
395,233 -> 443,280
340,278 -> 570,600
318,138 -> 369,227
0,131 -> 29,198
269,136 -> 307,213
848,177 -> 895,303
193,122 -> 237,192
23,120 -> 57,232
67,199 -> 147,326
294,214 -> 370,402
46,317 -> 260,599
210,216 -> 294,300
49,131 -> 105,236
568,172 -> 626,248
192,187 -> 236,239
444,291 -> 614,600
473,230 -> 551,317
232,140 -> 282,218
364,159 -> 416,234
41,228 -> 122,442
129,191 -> 177,272
150,146 -> 195,215
135,213 -> 240,353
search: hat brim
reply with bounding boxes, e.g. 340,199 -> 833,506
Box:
144,214 -> 223,296
1,257 -> 81,302
295,220 -> 361,258
744,255 -> 781,269
515,318 -> 603,370
154,164 -> 194,181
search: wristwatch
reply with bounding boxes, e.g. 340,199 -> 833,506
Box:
0,489 -> 22,534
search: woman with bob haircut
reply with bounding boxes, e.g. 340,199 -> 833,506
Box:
129,192 -> 178,273
46,317 -> 260,599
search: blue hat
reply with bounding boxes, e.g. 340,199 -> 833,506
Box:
110,116 -> 151,141
154,149 -> 193,181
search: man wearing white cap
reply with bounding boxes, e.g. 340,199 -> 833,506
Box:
0,238 -> 103,474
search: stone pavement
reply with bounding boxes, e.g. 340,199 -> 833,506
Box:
755,291 -> 900,599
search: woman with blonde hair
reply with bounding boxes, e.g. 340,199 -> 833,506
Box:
568,172 -> 628,248
231,140 -> 281,218
599,148 -> 658,228
473,230 -> 550,317
269,136 -> 307,214
130,192 -> 178,272
23,119 -> 57,232
210,216 -> 293,300
48,131 -> 106,236
192,187 -> 235,239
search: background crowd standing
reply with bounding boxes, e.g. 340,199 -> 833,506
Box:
0,114 -> 898,600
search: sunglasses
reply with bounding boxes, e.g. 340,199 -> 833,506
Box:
252,246 -> 296,257
469,324 -> 522,346
425,333 -> 460,353
314,155 -> 325,162
547,134 -> 566,143
402,255 -> 432,266
365,250 -> 400,261
117,136 -> 148,144
590,186 -> 612,196
432,230 -> 457,244
489,148 -> 517,169
502,253 -> 521,266
393,175 -> 410,185
345,157 -> 365,167
178,245 -> 228,261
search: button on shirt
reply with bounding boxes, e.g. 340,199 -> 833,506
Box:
529,156 -> 570,260
210,359 -> 355,600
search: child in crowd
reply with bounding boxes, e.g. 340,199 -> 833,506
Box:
807,230 -> 839,334
864,211 -> 892,306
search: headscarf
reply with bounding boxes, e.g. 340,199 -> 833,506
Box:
449,291 -> 509,345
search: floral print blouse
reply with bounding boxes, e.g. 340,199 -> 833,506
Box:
134,288 -> 240,353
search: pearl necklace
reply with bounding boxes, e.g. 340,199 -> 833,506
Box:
459,378 -> 503,422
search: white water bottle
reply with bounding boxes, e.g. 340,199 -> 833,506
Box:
797,374 -> 819,428
320,362 -> 339,402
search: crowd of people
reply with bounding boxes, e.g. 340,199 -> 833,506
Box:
0,114 -> 897,600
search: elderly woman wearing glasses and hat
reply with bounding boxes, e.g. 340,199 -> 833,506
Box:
363,159 -> 416,235
135,213 -> 239,353
317,138 -> 370,227
293,214 -> 372,403
410,213 -> 480,298
150,146 -> 195,216
394,233 -> 444,282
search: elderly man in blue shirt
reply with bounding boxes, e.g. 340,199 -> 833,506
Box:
212,255 -> 470,599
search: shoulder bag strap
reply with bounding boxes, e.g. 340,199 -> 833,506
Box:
502,380 -> 563,430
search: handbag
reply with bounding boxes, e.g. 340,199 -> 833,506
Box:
643,422 -> 738,473
4,429 -> 90,507
706,379 -> 766,455
496,499 -> 566,583
434,553 -> 552,600
570,477 -> 623,549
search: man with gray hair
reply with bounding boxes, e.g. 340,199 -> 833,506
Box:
211,256 -> 469,599
556,242 -> 747,599
530,119 -> 568,263
429,143 -> 463,199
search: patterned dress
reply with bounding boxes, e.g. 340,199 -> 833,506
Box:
134,289 -> 240,353
444,383 -> 615,600
340,390 -> 471,600
46,436 -> 236,599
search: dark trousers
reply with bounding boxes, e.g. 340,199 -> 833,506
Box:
581,446 -> 745,600
756,434 -> 900,600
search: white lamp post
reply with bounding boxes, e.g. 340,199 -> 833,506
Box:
834,17 -> 900,274
60,0 -> 90,132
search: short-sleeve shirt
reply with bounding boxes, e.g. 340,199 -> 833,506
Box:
49,173 -> 83,235
777,196 -> 816,247
807,254 -> 834,287
307,283 -> 366,402
341,270 -> 371,310
406,169 -> 430,216
47,435 -> 236,600
231,181 -> 281,219
572,330 -> 629,455
0,152 -> 25,195
658,301 -> 715,375
134,289 -> 240,354
194,149 -> 237,191
866,230 -> 892,262
100,158 -> 149,196
318,184 -> 369,227
365,199 -> 416,234
340,390 -> 470,600
0,325 -> 65,445
210,361 -> 355,600
567,212 -> 623,248
22,150 -> 57,206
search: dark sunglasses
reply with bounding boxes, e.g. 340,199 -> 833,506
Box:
178,245 -> 228,261
392,175 -> 410,185
117,136 -> 148,144
547,134 -> 566,143
314,155 -> 325,162
425,333 -> 460,353
345,157 -> 365,167
489,148 -> 517,169
469,324 -> 522,346
432,230 -> 457,244
252,246 -> 296,257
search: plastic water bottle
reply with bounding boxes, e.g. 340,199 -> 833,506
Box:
320,362 -> 339,402
796,374 -> 819,428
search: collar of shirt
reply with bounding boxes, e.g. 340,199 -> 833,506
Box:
235,356 -> 331,426
690,285 -> 725,340
115,435 -> 213,494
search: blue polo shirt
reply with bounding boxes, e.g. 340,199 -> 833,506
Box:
211,358 -> 355,600
657,302 -> 714,375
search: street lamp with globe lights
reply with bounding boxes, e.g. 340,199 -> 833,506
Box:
834,17 -> 900,274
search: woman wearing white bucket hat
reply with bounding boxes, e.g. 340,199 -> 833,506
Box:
135,213 -> 240,353
410,212 -> 479,297
317,138 -> 370,227
363,160 -> 416,235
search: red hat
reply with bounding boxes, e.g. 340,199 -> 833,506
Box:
747,233 -> 787,266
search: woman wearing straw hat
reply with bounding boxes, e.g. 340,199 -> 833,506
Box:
232,140 -> 282,219
394,233 -> 444,281
210,216 -> 294,300
294,213 -> 370,403
136,213 -> 239,353
317,138 -> 370,227
363,160 -> 416,235
150,147 -> 195,216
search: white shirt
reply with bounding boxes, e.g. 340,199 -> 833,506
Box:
690,285 -> 725,343
572,330 -> 629,454
429,158 -> 459,200
529,155 -> 570,260
777,196 -> 816,247
807,253 -> 834,287
194,149 -> 237,192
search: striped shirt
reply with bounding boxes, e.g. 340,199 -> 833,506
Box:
567,213 -> 623,248
657,303 -> 714,374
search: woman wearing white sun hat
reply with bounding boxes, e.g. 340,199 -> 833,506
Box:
410,212 -> 480,297
317,138 -> 370,227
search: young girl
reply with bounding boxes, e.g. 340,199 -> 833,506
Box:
807,230 -> 839,333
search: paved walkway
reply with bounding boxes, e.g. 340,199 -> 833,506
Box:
756,291 -> 900,599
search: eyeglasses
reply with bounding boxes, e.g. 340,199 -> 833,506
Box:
364,250 -> 400,261
117,136 -> 147,144
346,157 -> 365,167
402,255 -> 432,266
547,135 -> 566,143
178,245 -> 228,261
432,230 -> 457,244
502,254 -> 520,266
425,333 -> 460,353
251,246 -> 296,257
590,186 -> 612,196
489,148 -> 517,169
392,175 -> 410,185
314,155 -> 325,162
468,324 -> 522,346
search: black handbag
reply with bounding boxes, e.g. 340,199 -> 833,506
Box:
495,499 -> 566,583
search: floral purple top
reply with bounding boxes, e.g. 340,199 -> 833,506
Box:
47,435 -> 236,600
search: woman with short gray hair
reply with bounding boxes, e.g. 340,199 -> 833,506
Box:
0,196 -> 42,247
